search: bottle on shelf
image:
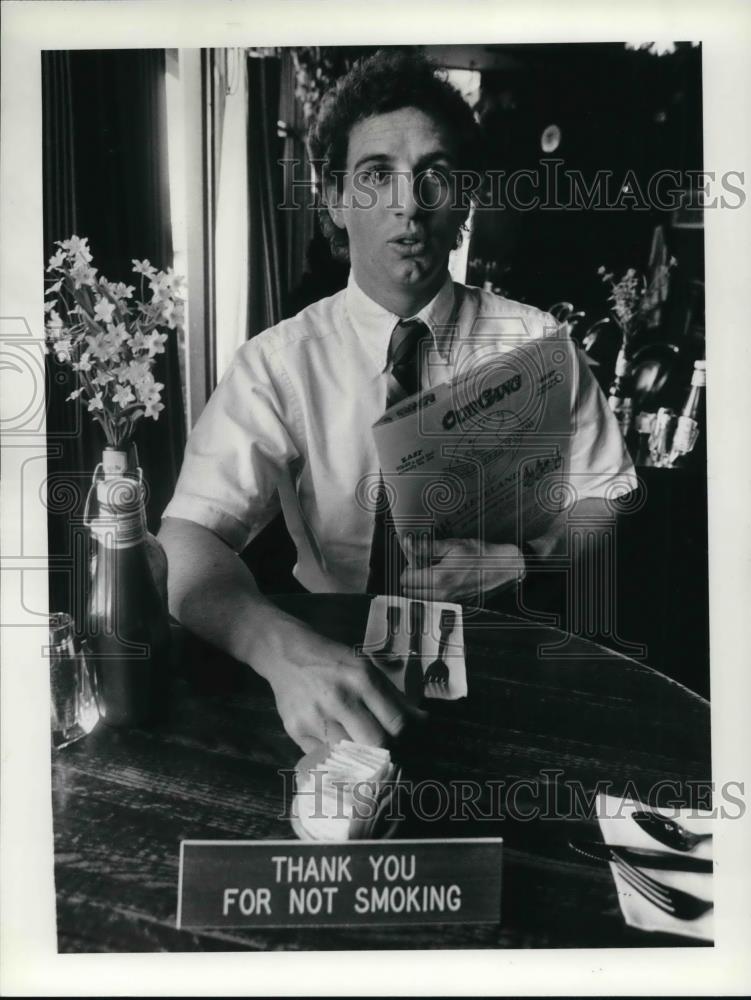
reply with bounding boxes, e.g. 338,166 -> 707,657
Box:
608,344 -> 634,440
648,406 -> 677,468
85,471 -> 170,728
669,359 -> 706,468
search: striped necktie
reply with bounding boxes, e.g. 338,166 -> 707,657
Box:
388,318 -> 427,403
366,319 -> 428,595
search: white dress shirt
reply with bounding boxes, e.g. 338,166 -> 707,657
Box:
162,273 -> 637,592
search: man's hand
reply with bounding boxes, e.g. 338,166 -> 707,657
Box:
257,620 -> 425,753
400,536 -> 525,602
159,517 -> 424,755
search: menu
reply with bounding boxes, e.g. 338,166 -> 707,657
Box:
372,337 -> 574,545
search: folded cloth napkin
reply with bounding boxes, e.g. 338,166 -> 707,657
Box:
362,596 -> 467,700
597,793 -> 713,941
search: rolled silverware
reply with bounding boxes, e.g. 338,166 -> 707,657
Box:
372,604 -> 403,672
404,601 -> 425,701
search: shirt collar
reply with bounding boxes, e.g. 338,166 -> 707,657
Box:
344,272 -> 456,376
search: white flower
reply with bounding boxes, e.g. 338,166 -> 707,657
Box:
86,333 -> 110,361
143,398 -> 165,420
49,236 -> 182,438
101,279 -> 135,301
93,298 -> 116,324
136,379 -> 163,404
46,309 -> 64,334
60,235 -> 93,262
70,261 -> 98,289
127,330 -> 149,354
145,331 -> 168,358
92,370 -> 114,388
112,383 -> 135,408
86,329 -> 125,363
47,248 -> 67,272
148,268 -> 182,302
108,322 -> 130,344
132,258 -> 156,277
123,360 -> 152,385
72,351 -> 93,373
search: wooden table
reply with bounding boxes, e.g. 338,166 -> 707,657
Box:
51,594 -> 711,952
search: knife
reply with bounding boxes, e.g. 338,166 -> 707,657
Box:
403,601 -> 425,702
569,839 -> 713,874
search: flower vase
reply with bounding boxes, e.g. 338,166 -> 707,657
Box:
93,446 -> 169,610
85,469 -> 170,728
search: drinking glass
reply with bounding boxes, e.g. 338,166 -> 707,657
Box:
49,612 -> 99,749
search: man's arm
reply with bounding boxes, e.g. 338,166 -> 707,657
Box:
159,517 -> 419,752
400,497 -> 615,601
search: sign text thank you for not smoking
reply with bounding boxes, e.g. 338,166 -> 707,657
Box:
177,838 -> 502,928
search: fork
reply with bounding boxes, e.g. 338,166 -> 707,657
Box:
423,608 -> 455,691
611,849 -> 713,921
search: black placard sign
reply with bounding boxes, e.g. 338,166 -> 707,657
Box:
177,838 -> 502,929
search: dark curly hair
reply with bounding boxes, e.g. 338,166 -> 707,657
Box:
306,48 -> 484,261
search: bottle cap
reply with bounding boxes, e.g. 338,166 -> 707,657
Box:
691,360 -> 706,387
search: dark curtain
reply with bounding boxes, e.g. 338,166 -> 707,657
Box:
246,55 -> 284,338
43,49 -> 185,618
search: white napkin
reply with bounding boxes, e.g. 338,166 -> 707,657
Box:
362,596 -> 467,700
291,741 -> 400,841
597,793 -> 713,941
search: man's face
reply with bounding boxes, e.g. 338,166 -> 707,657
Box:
327,106 -> 468,313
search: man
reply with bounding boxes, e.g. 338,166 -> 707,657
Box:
159,50 -> 635,752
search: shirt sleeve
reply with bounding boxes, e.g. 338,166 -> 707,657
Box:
161,339 -> 300,551
567,339 -> 638,501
